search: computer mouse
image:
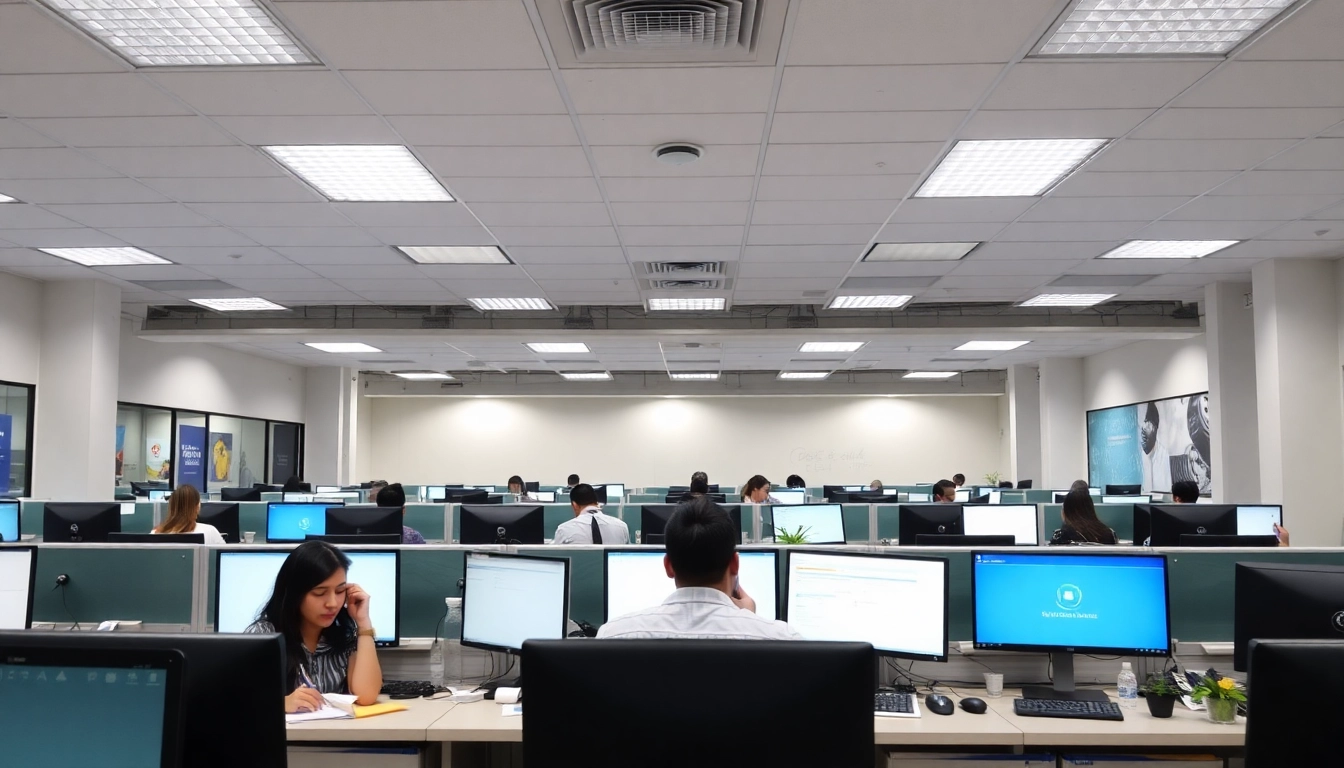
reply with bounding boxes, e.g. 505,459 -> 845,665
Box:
959,697 -> 988,715
925,694 -> 955,716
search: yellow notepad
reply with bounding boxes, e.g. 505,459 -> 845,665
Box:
353,702 -> 408,718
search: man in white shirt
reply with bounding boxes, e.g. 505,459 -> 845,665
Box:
598,497 -> 802,640
553,483 -> 629,545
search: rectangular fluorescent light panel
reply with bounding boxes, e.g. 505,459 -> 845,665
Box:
40,247 -> 171,266
904,372 -> 958,379
39,0 -> 313,66
189,297 -> 287,312
827,295 -> 913,310
393,372 -> 454,380
648,298 -> 727,311
397,246 -> 509,265
263,145 -> 452,202
1099,240 -> 1239,259
560,372 -> 612,381
467,298 -> 553,311
1020,293 -> 1117,307
916,139 -> 1109,197
778,372 -> 830,380
955,341 -> 1030,351
0,193 -> 15,203
800,342 -> 865,353
1039,0 -> 1295,56
305,342 -> 382,354
864,243 -> 978,262
527,343 -> 590,354
669,372 -> 719,380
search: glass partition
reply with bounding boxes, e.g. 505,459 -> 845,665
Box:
0,382 -> 34,496
116,404 -> 173,485
206,415 -> 267,490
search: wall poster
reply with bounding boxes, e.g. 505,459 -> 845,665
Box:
1087,392 -> 1211,496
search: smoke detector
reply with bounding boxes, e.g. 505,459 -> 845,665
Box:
654,144 -> 703,165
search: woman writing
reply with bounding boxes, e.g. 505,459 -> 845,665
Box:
151,484 -> 224,545
1050,489 -> 1118,545
246,541 -> 384,712
740,475 -> 780,504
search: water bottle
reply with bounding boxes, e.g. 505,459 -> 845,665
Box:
429,597 -> 464,687
1117,662 -> 1138,708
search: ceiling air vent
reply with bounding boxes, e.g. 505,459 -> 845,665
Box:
643,261 -> 725,276
639,261 -> 733,291
546,0 -> 783,65
650,279 -> 722,290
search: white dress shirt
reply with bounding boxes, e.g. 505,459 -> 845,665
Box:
153,522 -> 225,545
597,587 -> 803,640
553,506 -> 629,545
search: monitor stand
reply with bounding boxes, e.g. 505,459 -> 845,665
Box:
1020,653 -> 1111,703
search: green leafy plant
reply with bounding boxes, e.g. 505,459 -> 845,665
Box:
1142,672 -> 1181,697
774,525 -> 812,545
984,471 -> 1002,486
1190,669 -> 1247,704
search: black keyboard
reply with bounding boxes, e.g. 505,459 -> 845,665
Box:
381,680 -> 439,699
874,692 -> 920,718
1013,697 -> 1124,721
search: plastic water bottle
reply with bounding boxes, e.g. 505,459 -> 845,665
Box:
429,597 -> 464,687
1117,662 -> 1138,708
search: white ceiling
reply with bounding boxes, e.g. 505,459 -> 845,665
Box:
1,0 -> 1342,372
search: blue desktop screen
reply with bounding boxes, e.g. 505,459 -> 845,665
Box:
0,502 -> 18,542
266,503 -> 329,542
973,552 -> 1169,654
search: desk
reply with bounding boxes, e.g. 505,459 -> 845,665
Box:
286,697 -> 461,743
873,705 -> 1021,747
976,690 -> 1245,748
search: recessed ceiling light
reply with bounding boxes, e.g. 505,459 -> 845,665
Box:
40,247 -> 172,266
863,243 -> 979,262
904,372 -> 958,379
393,371 -> 454,380
778,372 -> 830,380
800,342 -> 865,353
305,342 -> 382,354
916,139 -> 1109,197
1099,240 -> 1239,260
396,246 -> 510,265
827,295 -> 913,310
527,343 -> 590,354
955,341 -> 1030,351
1020,293 -> 1117,307
189,297 -> 287,312
669,372 -> 719,380
36,0 -> 312,66
263,145 -> 452,202
1038,0 -> 1295,56
0,193 -> 16,203
467,298 -> 553,312
559,371 -> 612,381
648,297 -> 726,311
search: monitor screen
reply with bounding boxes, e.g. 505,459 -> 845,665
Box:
281,492 -> 313,502
843,486 -> 866,493
266,502 -> 332,542
989,491 -> 1001,504
0,547 -> 36,629
533,491 -> 557,503
907,493 -> 932,502
954,489 -> 970,502
313,493 -> 359,504
215,550 -> 400,645
423,486 -> 447,502
1236,505 -> 1282,536
1101,495 -> 1152,504
599,484 -> 624,503
466,485 -> 496,493
315,486 -> 340,493
963,504 -> 1038,546
120,502 -> 136,517
881,489 -> 899,496
972,551 -> 1170,656
770,490 -> 807,506
147,490 -> 171,502
785,550 -> 948,661
604,549 -> 778,622
462,552 -> 569,654
769,504 -> 845,544
0,501 -> 18,542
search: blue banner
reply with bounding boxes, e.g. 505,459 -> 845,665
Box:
0,414 -> 10,495
1087,405 -> 1143,490
179,425 -> 205,490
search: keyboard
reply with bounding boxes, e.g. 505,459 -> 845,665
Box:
1013,697 -> 1124,721
874,691 -> 921,719
381,680 -> 440,699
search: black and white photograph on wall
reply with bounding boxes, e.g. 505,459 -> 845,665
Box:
1088,392 -> 1212,496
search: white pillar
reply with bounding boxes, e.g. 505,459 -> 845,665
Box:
1007,364 -> 1041,487
1253,259 -> 1344,546
1204,281 -> 1260,503
32,280 -> 121,500
303,367 -> 358,486
1039,357 -> 1086,490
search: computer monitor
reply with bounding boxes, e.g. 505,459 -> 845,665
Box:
215,549 -> 400,646
640,504 -> 742,544
906,492 -> 933,503
1246,639 -> 1344,767
0,639 -> 186,768
147,489 -> 172,502
785,550 -> 948,661
444,488 -> 489,504
459,504 -> 545,545
265,502 -> 335,543
281,492 -> 313,502
129,481 -> 169,497
769,503 -> 846,545
604,548 -> 779,622
0,500 -> 18,542
590,485 -> 607,503
1147,504 -> 1236,546
914,534 -> 1015,547
1017,480 -> 1033,489
465,485 -> 497,493
0,546 -> 37,629
841,491 -> 888,503
770,489 -> 807,506
596,484 -> 624,503
219,486 -> 261,502
898,504 -> 962,543
963,504 -> 1039,546
196,502 -> 241,544
1180,534 -> 1278,547
108,533 -> 205,544
1236,505 -> 1283,536
1234,561 -> 1344,671
1102,494 -> 1152,504
326,506 -> 401,537
315,485 -> 340,493
521,639 -> 874,768
532,490 -> 557,503
422,485 -> 447,502
43,502 -> 121,543
252,483 -> 282,492
972,551 -> 1171,701
1053,492 -> 1068,503
954,489 -> 971,502
1105,484 -> 1142,495
462,551 -> 569,655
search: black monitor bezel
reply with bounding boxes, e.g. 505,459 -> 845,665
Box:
1234,561 -> 1344,671
325,506 -> 402,537
220,486 -> 262,502
107,533 -> 205,544
898,503 -> 964,543
1148,504 -> 1237,546
461,550 -> 571,656
639,504 -> 743,544
42,502 -> 122,543
0,545 -> 37,629
601,546 -> 780,623
264,501 -> 342,543
197,502 -> 241,543
458,504 -> 546,545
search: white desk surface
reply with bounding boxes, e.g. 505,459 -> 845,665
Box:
973,689 -> 1246,747
874,702 -> 1021,746
286,697 -> 462,742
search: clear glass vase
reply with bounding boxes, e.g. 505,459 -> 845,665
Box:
1205,697 -> 1238,724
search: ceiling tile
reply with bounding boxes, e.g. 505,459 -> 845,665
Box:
388,115 -> 579,146
360,225 -> 495,245
210,116 -> 401,145
961,109 -> 1154,140
769,111 -> 966,144
736,261 -> 851,278
1132,108 -> 1344,140
0,5 -> 127,74
604,176 -> 755,202
1164,195 -> 1342,221
952,258 -> 1080,276
592,144 -> 759,177
752,200 -> 896,225
1178,63 -> 1344,108
138,246 -> 290,266
756,174 -> 920,201
518,263 -> 632,279
563,67 -> 775,114
234,227 -> 380,247
1134,220 -> 1280,240
192,263 -> 316,279
270,246 -> 402,265
983,62 -> 1217,110
613,201 -> 750,226
24,116 -> 235,148
83,147 -> 284,178
507,246 -> 628,265
777,65 -> 1000,112
747,224 -> 875,245
1258,220 -> 1344,240
580,113 -> 765,146
471,202 -> 613,227
1258,139 -> 1344,171
101,227 -> 258,247
44,203 -> 216,228
624,246 -> 740,261
492,227 -> 620,246
1052,171 -> 1236,197
0,74 -> 192,118
970,241 -> 1120,261
343,70 -> 567,115
186,202 -> 353,228
137,176 -> 322,203
1086,139 -> 1295,172
0,148 -> 123,179
848,260 -> 960,277
1019,196 -> 1189,222
763,142 -> 942,176
418,145 -> 592,178
148,71 -> 372,116
330,202 -> 479,228
451,177 -> 603,203
875,222 -> 1006,242
1208,170 -> 1344,196
1238,0 -> 1344,61
622,225 -> 743,246
890,197 -> 1038,223
0,118 -> 59,148
995,222 -> 1145,241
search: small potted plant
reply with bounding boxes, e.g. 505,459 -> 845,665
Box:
774,525 -> 811,545
1190,669 -> 1245,724
1141,672 -> 1181,718
984,471 -> 1002,486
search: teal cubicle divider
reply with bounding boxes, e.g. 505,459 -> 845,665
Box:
1023,490 -> 1059,504
876,504 -> 900,541
1164,550 -> 1344,641
33,546 -> 195,625
403,504 -> 445,542
1042,503 -> 1136,542
21,501 -> 154,537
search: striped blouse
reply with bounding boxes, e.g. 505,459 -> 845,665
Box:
245,619 -> 354,694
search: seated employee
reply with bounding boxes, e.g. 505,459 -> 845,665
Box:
598,497 -> 802,640
366,479 -> 387,503
785,474 -> 805,489
1070,479 -> 1090,493
869,479 -> 883,492
152,484 -> 225,545
739,475 -> 780,504
1171,480 -> 1199,503
679,471 -> 711,501
376,483 -> 425,544
554,483 -> 629,545
932,479 -> 957,502
246,541 -> 383,712
507,475 -> 536,501
564,473 -> 580,491
1050,489 -> 1117,545
952,473 -> 965,488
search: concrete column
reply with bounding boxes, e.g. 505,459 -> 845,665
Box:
1253,259 -> 1344,546
303,367 -> 358,486
1204,282 -> 1260,503
32,280 -> 121,499
1007,364 -> 1041,488
1039,357 -> 1086,489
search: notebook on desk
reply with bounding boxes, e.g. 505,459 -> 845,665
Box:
285,693 -> 407,723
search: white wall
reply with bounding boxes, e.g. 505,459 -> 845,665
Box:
0,272 -> 41,385
363,395 -> 1005,488
1083,337 -> 1208,411
1040,357 -> 1086,488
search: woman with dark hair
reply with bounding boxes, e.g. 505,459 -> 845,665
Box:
507,475 -> 535,501
785,474 -> 805,489
739,475 -> 779,504
246,541 -> 383,712
1050,490 -> 1118,545
152,484 -> 224,545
